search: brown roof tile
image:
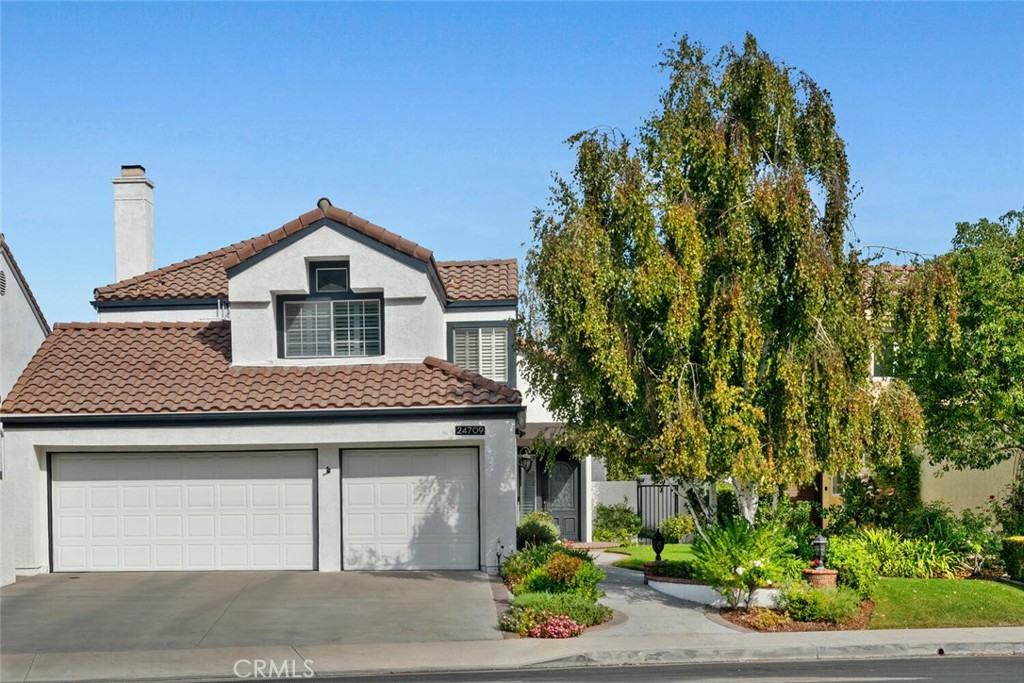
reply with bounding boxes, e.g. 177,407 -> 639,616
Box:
436,259 -> 518,301
1,321 -> 520,416
0,234 -> 50,332
94,200 -> 510,303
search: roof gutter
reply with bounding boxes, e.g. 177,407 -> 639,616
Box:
0,403 -> 523,429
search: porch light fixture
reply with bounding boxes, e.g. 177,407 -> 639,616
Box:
517,455 -> 534,472
812,533 -> 828,568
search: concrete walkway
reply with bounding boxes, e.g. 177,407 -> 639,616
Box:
582,551 -> 735,638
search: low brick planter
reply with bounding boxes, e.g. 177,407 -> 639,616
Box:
642,562 -> 701,585
803,568 -> 839,588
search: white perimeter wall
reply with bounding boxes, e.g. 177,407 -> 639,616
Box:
1,414 -> 517,584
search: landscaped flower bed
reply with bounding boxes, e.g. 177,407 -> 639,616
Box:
498,542 -> 613,638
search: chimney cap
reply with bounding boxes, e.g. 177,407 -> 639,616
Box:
120,165 -> 147,177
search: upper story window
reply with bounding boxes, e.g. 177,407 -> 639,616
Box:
451,325 -> 509,382
278,261 -> 383,359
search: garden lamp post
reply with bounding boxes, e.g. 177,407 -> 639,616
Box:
652,530 -> 666,563
812,533 -> 828,569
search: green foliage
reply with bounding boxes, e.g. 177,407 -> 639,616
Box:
518,33 -> 923,526
498,605 -> 549,636
826,535 -> 880,599
500,542 -> 593,590
856,528 -> 956,578
777,583 -> 861,624
659,513 -> 696,542
992,478 -> 1024,536
758,496 -> 819,560
646,559 -> 696,579
889,209 -> 1024,471
509,592 -> 613,627
824,452 -> 922,535
900,503 -> 1000,571
516,510 -> 561,549
691,519 -> 799,609
1001,537 -> 1024,581
715,486 -> 739,526
593,501 -> 643,544
518,556 -> 606,600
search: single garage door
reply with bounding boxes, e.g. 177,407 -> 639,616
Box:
343,448 -> 479,570
51,451 -> 316,572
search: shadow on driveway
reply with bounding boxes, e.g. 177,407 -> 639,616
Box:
0,570 -> 502,654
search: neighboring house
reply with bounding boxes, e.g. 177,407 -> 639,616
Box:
1,165 -> 589,584
0,234 -> 51,586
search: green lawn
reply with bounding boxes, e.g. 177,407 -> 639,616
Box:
605,543 -> 694,570
870,578 -> 1024,629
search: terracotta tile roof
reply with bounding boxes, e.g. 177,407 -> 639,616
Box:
0,234 -> 50,333
436,259 -> 518,302
0,321 -> 520,416
93,200 -> 515,303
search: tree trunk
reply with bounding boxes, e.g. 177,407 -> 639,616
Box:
733,478 -> 760,525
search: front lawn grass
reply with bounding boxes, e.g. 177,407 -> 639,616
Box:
605,543 -> 694,570
870,578 -> 1024,629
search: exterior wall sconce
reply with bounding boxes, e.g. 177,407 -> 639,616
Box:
517,455 -> 534,472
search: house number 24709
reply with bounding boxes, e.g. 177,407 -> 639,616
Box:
455,425 -> 485,436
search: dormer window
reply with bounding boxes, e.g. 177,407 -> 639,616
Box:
277,260 -> 383,359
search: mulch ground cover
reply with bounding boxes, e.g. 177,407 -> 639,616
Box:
718,600 -> 874,632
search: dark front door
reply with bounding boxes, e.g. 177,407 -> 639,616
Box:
543,460 -> 579,541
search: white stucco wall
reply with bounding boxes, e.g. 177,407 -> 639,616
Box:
1,249 -> 49,398
1,245 -> 49,586
1,413 -> 518,583
227,225 -> 447,366
96,306 -> 224,323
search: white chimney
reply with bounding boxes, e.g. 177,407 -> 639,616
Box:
113,164 -> 154,281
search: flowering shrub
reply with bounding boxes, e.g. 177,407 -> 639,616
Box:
500,543 -> 592,591
691,520 -> 797,610
545,552 -> 584,581
519,556 -> 605,600
527,614 -> 585,638
498,606 -> 550,636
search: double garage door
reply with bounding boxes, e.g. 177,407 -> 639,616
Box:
50,448 -> 478,572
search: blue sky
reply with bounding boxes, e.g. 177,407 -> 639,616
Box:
3,2 -> 1022,324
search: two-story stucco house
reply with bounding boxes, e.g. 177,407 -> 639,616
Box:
1,166 -> 597,585
1,234 -> 51,585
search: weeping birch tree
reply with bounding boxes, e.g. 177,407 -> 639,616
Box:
519,34 -> 923,531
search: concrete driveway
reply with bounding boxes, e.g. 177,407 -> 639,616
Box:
0,570 -> 502,653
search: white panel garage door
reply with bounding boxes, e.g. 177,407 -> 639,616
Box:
343,448 -> 478,570
51,451 -> 316,572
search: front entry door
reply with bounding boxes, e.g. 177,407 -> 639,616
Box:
544,460 -> 579,541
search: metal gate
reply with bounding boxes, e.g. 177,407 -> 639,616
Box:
636,483 -> 680,533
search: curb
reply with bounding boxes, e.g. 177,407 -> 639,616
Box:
15,641 -> 1021,683
530,640 -> 1023,669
